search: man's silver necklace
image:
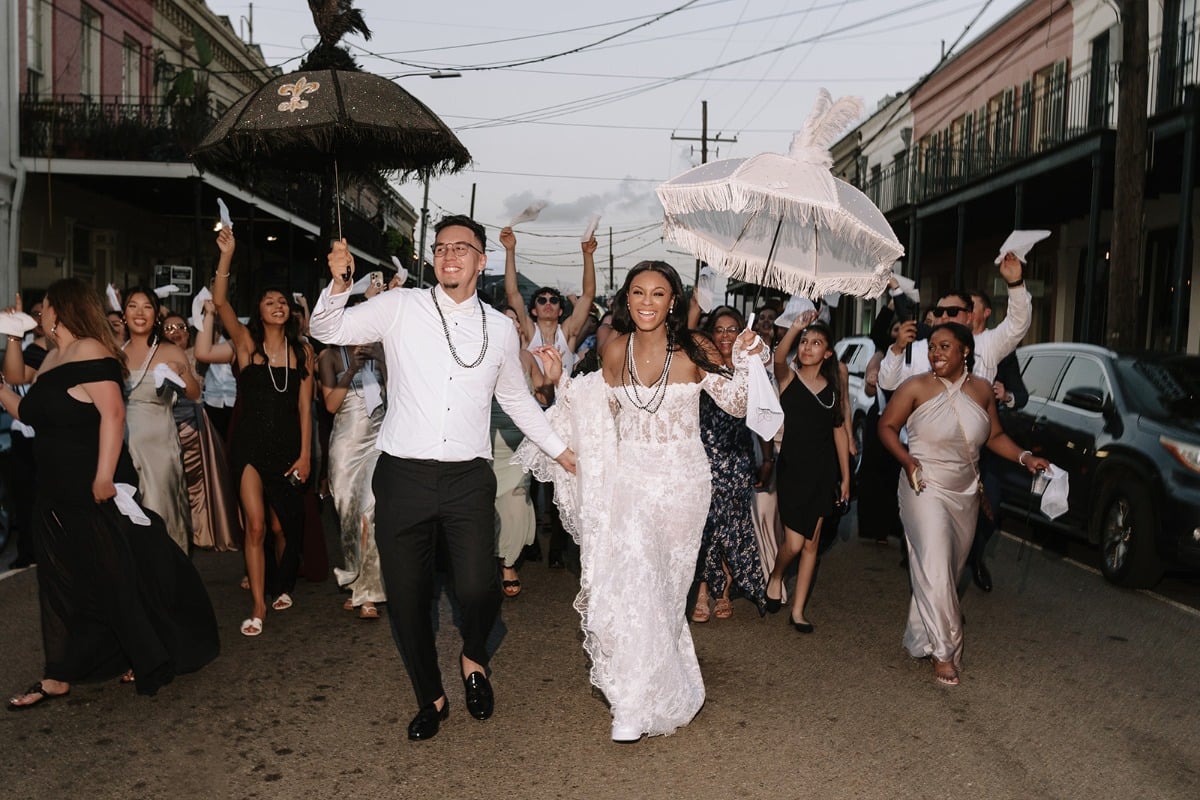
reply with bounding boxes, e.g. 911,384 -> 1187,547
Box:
624,330 -> 672,414
431,287 -> 488,368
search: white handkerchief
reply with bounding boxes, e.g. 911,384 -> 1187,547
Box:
581,214 -> 601,242
361,362 -> 384,415
114,483 -> 152,526
775,294 -> 817,328
0,311 -> 38,338
390,255 -> 410,287
155,284 -> 180,299
1039,463 -> 1069,520
106,284 -> 122,313
994,229 -> 1051,264
892,274 -> 921,303
217,197 -> 234,230
153,363 -> 186,389
190,287 -> 212,331
509,201 -> 548,226
746,359 -> 784,440
694,266 -> 728,313
350,273 -> 373,296
822,292 -> 842,308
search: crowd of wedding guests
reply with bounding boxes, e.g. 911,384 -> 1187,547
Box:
1,216 -> 1046,719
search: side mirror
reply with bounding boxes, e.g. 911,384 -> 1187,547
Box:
1062,386 -> 1105,413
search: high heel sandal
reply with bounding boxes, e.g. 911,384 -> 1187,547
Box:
691,593 -> 711,623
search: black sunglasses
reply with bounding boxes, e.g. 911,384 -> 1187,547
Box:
535,295 -> 561,305
932,305 -> 970,318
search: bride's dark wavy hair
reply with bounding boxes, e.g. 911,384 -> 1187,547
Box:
611,260 -> 728,376
247,287 -> 308,379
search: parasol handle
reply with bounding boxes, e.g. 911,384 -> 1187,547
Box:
334,159 -> 349,282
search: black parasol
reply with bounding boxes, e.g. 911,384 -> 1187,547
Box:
190,68 -> 470,180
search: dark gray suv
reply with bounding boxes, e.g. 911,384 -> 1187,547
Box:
997,343 -> 1200,588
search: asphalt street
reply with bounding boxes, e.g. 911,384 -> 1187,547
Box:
1,520 -> 1198,800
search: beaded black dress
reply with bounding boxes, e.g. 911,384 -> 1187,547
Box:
697,393 -> 766,610
776,377 -> 839,539
229,360 -> 305,597
20,358 -> 219,694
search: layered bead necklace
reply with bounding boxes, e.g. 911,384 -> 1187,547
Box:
265,341 -> 289,394
431,287 -> 488,368
623,329 -> 673,414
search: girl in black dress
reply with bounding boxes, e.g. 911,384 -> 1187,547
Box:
764,319 -> 851,633
212,228 -> 315,637
3,278 -> 218,709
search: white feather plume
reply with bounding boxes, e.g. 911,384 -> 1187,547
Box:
789,89 -> 865,166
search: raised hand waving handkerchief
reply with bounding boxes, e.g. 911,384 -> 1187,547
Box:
509,201 -> 547,226
746,357 -> 784,440
994,229 -> 1050,264
106,284 -> 122,313
0,310 -> 38,338
217,197 -> 234,231
190,287 -> 212,331
694,266 -> 728,313
582,214 -> 601,242
154,284 -> 180,299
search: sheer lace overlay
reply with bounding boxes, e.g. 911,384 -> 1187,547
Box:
514,352 -> 750,738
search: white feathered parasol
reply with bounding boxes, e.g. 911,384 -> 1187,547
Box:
657,89 -> 904,299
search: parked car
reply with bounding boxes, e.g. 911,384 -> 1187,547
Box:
835,336 -> 876,474
996,343 -> 1200,588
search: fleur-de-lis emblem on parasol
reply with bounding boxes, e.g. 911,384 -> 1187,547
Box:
277,76 -> 321,113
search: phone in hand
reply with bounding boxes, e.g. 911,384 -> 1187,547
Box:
287,470 -> 304,488
369,271 -> 384,290
908,466 -> 924,494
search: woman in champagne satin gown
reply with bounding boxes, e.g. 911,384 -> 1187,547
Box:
878,324 -> 1048,686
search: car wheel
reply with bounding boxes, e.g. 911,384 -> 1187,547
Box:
1094,478 -> 1163,589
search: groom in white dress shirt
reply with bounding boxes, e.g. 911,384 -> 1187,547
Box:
310,215 -> 576,741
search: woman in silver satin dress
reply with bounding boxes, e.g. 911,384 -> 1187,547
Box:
121,288 -> 202,552
878,324 -> 1047,686
319,339 -> 387,619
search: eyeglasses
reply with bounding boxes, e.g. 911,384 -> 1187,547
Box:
931,305 -> 970,318
713,326 -> 740,335
431,241 -> 483,258
535,295 -> 561,306
163,323 -> 188,333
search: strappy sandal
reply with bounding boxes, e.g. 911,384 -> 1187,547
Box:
691,593 -> 711,623
119,670 -> 136,684
358,603 -> 380,620
713,597 -> 733,619
8,681 -> 70,711
932,659 -> 959,686
271,593 -> 293,612
342,597 -> 356,611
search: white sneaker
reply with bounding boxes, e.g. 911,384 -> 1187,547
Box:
611,720 -> 642,743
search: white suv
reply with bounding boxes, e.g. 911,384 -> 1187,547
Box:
835,336 -> 876,474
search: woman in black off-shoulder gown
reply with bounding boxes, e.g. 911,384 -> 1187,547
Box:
3,280 -> 218,709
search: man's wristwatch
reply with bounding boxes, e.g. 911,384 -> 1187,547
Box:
1006,278 -> 1025,288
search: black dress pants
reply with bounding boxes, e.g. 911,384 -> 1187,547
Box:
373,455 -> 499,709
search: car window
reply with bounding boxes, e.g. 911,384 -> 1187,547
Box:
840,344 -> 860,365
1114,357 -> 1200,419
1021,354 -> 1069,399
1053,356 -> 1110,406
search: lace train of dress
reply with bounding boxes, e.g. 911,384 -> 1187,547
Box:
516,360 -> 748,739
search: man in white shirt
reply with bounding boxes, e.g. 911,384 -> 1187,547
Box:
878,252 -> 1031,390
310,215 -> 576,742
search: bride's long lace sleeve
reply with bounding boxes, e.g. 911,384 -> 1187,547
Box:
701,341 -> 751,418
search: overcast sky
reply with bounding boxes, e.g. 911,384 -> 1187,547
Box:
206,0 -> 1023,291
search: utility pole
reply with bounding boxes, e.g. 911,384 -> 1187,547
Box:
671,101 -> 736,283
468,182 -> 476,218
1107,0 -> 1148,349
608,226 -> 614,292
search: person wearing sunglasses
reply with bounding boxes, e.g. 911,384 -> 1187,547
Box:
499,226 -> 598,569
310,215 -> 575,742
499,226 -> 597,377
878,251 -> 1031,392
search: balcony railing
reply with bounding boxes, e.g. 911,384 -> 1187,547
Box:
855,15 -> 1200,215
17,94 -> 400,262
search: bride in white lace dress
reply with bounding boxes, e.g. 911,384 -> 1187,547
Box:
517,261 -> 759,743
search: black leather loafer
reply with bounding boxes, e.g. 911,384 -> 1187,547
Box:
973,561 -> 993,593
407,699 -> 449,741
462,672 -> 494,721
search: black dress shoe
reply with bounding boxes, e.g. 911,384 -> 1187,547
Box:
462,672 -> 494,721
407,699 -> 449,741
789,617 -> 814,634
763,592 -> 782,614
972,561 -> 993,593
